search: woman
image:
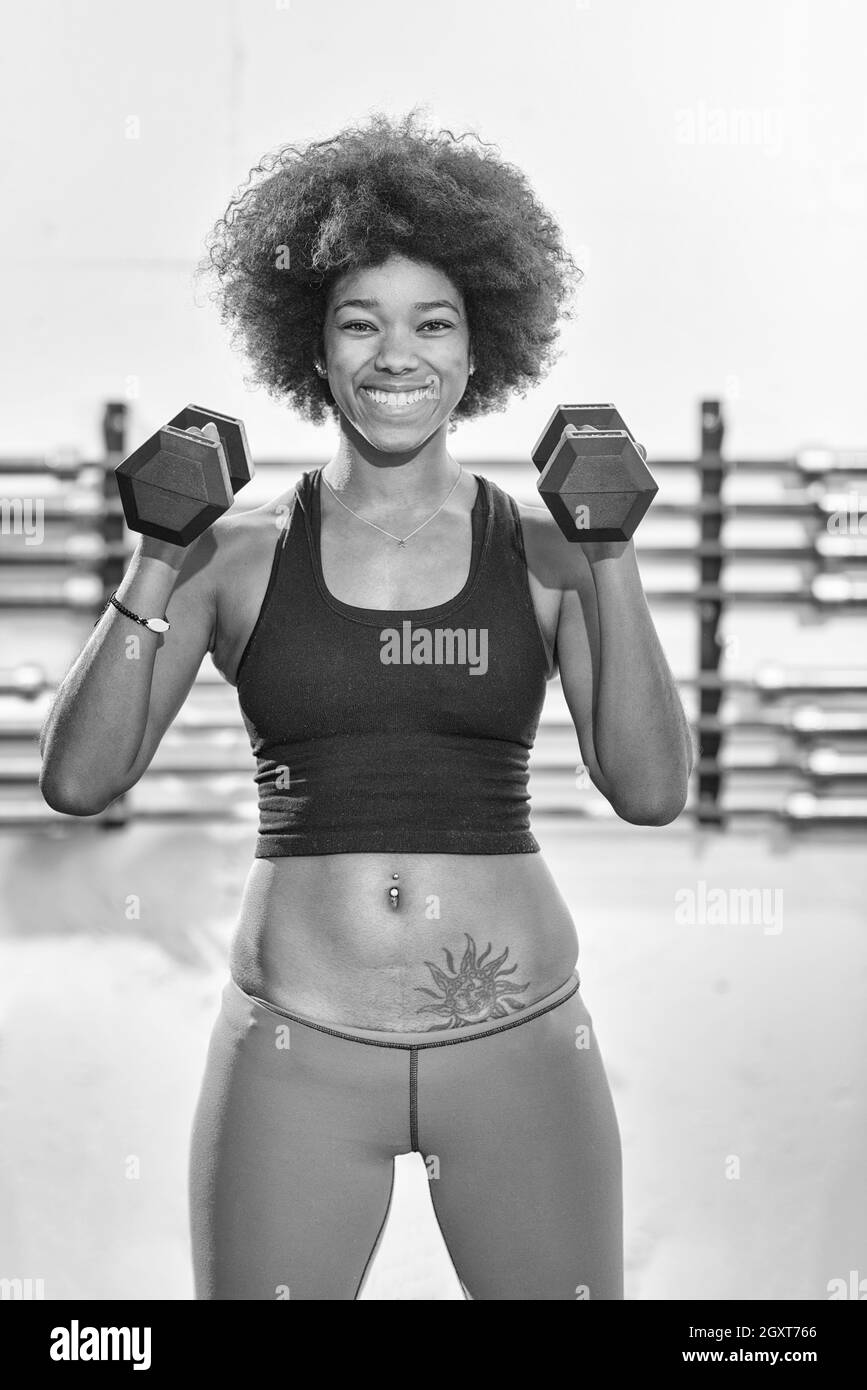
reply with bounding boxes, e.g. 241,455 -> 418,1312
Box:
40,112 -> 693,1300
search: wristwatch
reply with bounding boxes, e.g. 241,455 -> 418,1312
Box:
96,591 -> 171,633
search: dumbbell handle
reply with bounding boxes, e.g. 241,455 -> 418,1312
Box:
532,404 -> 635,473
561,422 -> 651,467
562,424 -> 626,440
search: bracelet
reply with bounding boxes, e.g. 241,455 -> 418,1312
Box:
95,591 -> 170,633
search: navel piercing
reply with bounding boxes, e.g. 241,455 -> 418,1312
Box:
389,872 -> 399,910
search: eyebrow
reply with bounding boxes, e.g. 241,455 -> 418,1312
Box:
332,297 -> 462,315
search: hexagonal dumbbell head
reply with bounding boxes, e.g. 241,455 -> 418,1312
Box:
167,405 -> 254,494
538,427 -> 658,542
532,404 -> 634,472
115,425 -> 234,546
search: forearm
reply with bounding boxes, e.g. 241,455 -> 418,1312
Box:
39,541 -> 186,811
586,541 -> 693,821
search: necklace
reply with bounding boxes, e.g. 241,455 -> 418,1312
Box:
320,466 -> 464,547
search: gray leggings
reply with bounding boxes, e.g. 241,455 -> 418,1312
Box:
188,971 -> 623,1300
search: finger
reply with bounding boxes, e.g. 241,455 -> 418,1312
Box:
186,422 -> 221,443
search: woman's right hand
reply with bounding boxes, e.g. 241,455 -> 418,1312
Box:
39,516 -> 221,816
133,423 -> 224,570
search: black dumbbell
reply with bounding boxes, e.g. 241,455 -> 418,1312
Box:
115,405 -> 254,546
532,403 -> 657,542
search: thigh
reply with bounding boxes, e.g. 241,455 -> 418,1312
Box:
188,985 -> 405,1300
419,989 -> 623,1301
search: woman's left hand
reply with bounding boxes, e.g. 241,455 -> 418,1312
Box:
572,426 -> 648,564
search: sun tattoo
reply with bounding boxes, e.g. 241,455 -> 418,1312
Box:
415,934 -> 530,1030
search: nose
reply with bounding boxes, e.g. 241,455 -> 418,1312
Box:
373,329 -> 421,375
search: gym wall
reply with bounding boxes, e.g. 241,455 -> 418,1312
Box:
0,0 -> 865,1308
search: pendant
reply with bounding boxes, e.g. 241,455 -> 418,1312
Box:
397,539 -> 407,548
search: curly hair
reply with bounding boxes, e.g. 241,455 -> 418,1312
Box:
198,109 -> 581,424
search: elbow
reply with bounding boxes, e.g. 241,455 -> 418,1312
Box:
38,771 -> 111,818
613,789 -> 689,826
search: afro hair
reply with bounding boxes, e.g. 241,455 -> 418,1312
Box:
199,109 -> 581,423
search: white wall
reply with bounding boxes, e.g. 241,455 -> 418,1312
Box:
1,0 -> 865,1306
1,0 -> 865,465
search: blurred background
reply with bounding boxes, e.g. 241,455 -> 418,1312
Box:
0,0 -> 865,1301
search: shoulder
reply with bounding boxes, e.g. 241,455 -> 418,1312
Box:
214,492 -> 296,546
176,488 -> 300,633
496,487 -> 591,591
203,488 -> 302,681
205,486 -> 299,572
472,472 -> 589,589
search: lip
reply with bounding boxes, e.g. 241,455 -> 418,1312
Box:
361,371 -> 439,392
358,376 -> 441,417
361,383 -> 434,392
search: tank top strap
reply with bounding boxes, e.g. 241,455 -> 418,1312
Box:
272,468 -> 321,593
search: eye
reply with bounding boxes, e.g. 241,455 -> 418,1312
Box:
339,320 -> 377,333
418,319 -> 455,332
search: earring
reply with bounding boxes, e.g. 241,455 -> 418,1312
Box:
469,363 -> 476,376
314,362 -> 327,378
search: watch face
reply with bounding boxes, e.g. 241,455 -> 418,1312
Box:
146,618 -> 170,633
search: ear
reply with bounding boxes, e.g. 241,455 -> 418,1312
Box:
314,334 -> 328,377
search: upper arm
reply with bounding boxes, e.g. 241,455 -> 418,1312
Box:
554,584 -> 614,801
116,528 -> 221,790
518,501 -> 614,803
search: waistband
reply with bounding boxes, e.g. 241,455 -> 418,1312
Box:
223,969 -> 581,1051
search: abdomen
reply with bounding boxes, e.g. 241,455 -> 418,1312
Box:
228,851 -> 579,1032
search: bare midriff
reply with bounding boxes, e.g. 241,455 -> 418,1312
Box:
228,852 -> 579,1032
220,476 -> 576,1033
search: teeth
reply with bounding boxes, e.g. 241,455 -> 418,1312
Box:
362,380 -> 439,410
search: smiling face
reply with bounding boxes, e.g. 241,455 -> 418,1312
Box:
321,254 -> 472,455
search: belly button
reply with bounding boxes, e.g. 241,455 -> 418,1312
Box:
389,872 -> 400,911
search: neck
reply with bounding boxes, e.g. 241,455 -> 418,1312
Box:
325,416 -> 459,506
